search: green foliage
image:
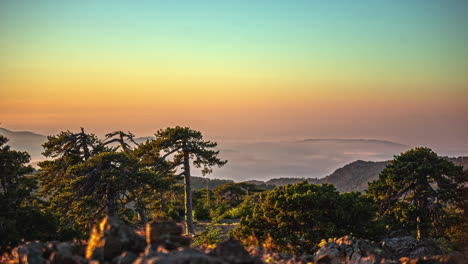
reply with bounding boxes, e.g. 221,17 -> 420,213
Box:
153,126 -> 227,176
367,147 -> 467,242
220,195 -> 255,220
230,182 -> 382,254
36,129 -> 174,235
194,205 -> 211,220
213,182 -> 262,208
434,237 -> 457,254
151,126 -> 227,234
0,135 -> 58,252
210,203 -> 228,223
192,224 -> 221,246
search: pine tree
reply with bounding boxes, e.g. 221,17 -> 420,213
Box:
153,126 -> 227,234
367,147 -> 467,240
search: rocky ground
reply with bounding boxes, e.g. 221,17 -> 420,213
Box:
3,217 -> 466,264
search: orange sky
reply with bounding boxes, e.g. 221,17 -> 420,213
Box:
1,1 -> 467,154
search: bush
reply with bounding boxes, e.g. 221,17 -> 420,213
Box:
192,224 -> 221,246
0,136 -> 59,252
194,206 -> 211,221
210,203 -> 227,223
230,182 -> 382,254
219,195 -> 255,220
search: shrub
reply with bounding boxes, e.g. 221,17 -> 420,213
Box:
230,182 -> 382,254
194,206 -> 211,221
192,224 -> 221,246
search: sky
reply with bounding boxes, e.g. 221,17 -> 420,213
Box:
1,0 -> 467,155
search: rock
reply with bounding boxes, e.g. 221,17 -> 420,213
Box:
11,241 -> 47,264
133,251 -> 167,264
157,254 -> 227,264
313,236 -> 392,264
146,220 -> 191,251
380,236 -> 418,258
43,241 -> 58,261
209,239 -> 262,264
86,216 -> 147,262
50,242 -> 88,264
314,243 -> 340,264
400,253 -> 468,264
381,236 -> 442,259
111,251 -> 139,264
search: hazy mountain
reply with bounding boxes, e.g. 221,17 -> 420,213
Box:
190,176 -> 233,190
250,157 -> 468,192
218,139 -> 408,181
0,127 -> 47,163
314,160 -> 390,192
1,128 -> 411,181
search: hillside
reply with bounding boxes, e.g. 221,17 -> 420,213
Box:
0,127 -> 47,163
246,160 -> 388,192
255,157 -> 468,192
189,176 -> 234,190
315,160 -> 389,192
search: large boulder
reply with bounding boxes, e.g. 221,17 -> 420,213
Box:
209,239 -> 262,264
50,242 -> 88,264
11,241 -> 47,264
146,220 -> 191,251
313,236 -> 393,264
380,236 -> 442,259
86,217 -> 146,262
111,251 -> 139,264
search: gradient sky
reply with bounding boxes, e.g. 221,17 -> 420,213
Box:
1,0 -> 467,154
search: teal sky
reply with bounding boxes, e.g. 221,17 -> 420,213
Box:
1,0 -> 467,154
2,0 -> 468,83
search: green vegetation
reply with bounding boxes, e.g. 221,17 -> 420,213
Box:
36,129 -> 172,237
230,182 -> 381,254
190,176 -> 233,191
1,126 -> 467,257
192,224 -> 222,246
367,147 -> 467,248
152,126 -> 227,234
33,126 -> 225,238
0,135 -> 57,252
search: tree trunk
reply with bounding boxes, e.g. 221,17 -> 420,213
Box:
182,141 -> 195,235
107,183 -> 117,217
80,128 -> 90,160
416,198 -> 429,240
137,200 -> 148,225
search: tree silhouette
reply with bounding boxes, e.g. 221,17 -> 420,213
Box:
38,128 -> 101,198
153,126 -> 227,234
37,129 -> 169,232
367,147 -> 467,240
103,131 -> 138,152
0,135 -> 56,251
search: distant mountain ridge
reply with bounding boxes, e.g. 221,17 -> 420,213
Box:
2,127 -> 466,192
0,127 -> 47,163
247,157 -> 468,192
301,138 -> 407,147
